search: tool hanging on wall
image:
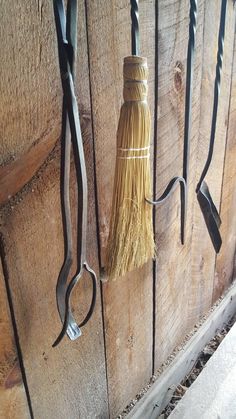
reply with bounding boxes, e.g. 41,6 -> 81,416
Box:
52,0 -> 97,347
147,0 -> 197,245
105,0 -> 155,280
196,0 -> 227,253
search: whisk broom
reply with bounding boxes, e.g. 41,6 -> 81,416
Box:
105,0 -> 155,280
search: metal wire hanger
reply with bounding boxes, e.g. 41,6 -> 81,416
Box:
146,0 -> 197,245
52,0 -> 97,347
196,0 -> 227,253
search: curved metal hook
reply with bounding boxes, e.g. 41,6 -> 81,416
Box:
146,176 -> 186,244
52,264 -> 97,347
147,0 -> 196,246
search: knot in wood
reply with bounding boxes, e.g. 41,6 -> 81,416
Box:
174,61 -> 184,93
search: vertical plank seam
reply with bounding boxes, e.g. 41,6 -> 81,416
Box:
152,0 -> 159,376
83,1 -> 110,416
0,233 -> 34,419
212,14 -> 236,305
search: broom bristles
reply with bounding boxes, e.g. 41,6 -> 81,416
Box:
105,56 -> 155,280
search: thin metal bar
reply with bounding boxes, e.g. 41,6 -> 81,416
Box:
181,0 -> 197,243
148,0 -> 197,245
130,0 -> 139,55
195,0 -> 227,254
196,0 -> 226,192
183,0 -> 197,183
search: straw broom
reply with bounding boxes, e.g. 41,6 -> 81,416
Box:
105,2 -> 155,280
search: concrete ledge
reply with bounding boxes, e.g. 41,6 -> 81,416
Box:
169,320 -> 236,418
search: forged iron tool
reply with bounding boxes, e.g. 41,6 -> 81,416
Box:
196,0 -> 227,253
131,0 -> 139,55
147,0 -> 197,245
52,0 -> 97,347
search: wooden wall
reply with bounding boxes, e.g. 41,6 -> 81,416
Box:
0,1 -> 235,418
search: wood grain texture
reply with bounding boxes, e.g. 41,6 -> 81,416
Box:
85,0 -> 155,415
154,0 -> 205,368
0,260 -> 30,419
0,1 -> 108,418
214,31 -> 236,301
0,135 -> 57,205
188,0 -> 236,325
0,0 -> 61,198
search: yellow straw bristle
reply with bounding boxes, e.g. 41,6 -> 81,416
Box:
105,56 -> 155,280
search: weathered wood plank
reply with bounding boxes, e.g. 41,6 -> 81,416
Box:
0,259 -> 30,419
214,31 -> 236,301
0,1 -> 108,418
1,162 -> 108,419
189,0 -> 236,324
127,282 -> 236,419
85,0 -> 155,415
154,0 -> 205,368
0,0 -> 61,202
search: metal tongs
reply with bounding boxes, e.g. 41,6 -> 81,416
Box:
52,0 -> 97,347
196,0 -> 227,253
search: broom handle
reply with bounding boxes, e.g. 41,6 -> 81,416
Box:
130,0 -> 139,55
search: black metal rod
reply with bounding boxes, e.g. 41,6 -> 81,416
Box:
183,0 -> 197,183
196,0 -> 226,192
148,0 -> 197,245
130,0 -> 139,55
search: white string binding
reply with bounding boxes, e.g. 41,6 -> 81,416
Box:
118,154 -> 150,160
118,146 -> 150,151
124,99 -> 147,103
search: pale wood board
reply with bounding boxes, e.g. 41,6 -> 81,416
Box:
0,260 -> 30,419
214,31 -> 236,301
0,1 -> 108,418
126,282 -> 236,419
154,0 -> 205,368
0,0 -> 62,199
85,0 -> 155,415
189,0 -> 236,326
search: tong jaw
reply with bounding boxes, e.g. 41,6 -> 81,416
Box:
53,263 -> 97,347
